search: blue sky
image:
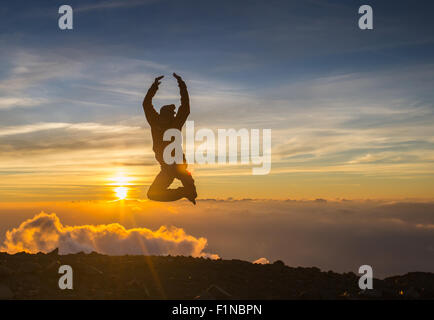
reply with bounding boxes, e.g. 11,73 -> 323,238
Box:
2,0 -> 434,82
1,0 -> 434,200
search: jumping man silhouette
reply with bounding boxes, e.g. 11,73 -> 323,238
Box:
143,73 -> 197,205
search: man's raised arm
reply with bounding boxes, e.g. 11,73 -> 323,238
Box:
173,73 -> 190,127
143,75 -> 164,125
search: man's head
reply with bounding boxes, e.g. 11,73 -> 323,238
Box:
160,104 -> 176,121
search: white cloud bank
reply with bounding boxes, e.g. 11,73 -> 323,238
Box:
1,212 -> 219,259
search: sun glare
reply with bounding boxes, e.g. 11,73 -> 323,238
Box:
108,172 -> 135,200
109,174 -> 133,186
115,186 -> 128,200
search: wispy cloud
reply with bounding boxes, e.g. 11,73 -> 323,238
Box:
76,0 -> 159,12
0,122 -> 141,137
1,54 -> 434,199
0,97 -> 46,110
0,51 -> 84,92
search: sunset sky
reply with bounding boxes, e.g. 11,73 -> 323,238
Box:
1,1 -> 434,276
1,0 -> 434,201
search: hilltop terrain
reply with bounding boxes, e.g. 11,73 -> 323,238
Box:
0,250 -> 433,299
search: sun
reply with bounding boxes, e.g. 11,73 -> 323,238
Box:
108,172 -> 134,200
114,186 -> 128,200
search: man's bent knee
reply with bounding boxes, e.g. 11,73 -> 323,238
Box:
147,187 -> 159,200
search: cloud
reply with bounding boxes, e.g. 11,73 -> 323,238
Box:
2,47 -> 434,181
253,257 -> 270,264
1,200 -> 434,277
76,0 -> 158,13
0,51 -> 84,92
0,97 -> 46,110
1,212 -> 219,259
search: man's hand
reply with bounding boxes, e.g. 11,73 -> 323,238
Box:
146,75 -> 164,98
150,75 -> 164,90
154,75 -> 164,86
173,72 -> 185,84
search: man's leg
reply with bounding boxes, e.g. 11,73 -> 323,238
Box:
147,166 -> 186,202
175,164 -> 197,204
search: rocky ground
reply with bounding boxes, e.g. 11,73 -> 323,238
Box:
0,250 -> 433,299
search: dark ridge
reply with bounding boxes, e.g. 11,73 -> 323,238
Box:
0,251 -> 433,300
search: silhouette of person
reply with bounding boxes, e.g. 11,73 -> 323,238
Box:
143,73 -> 197,204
